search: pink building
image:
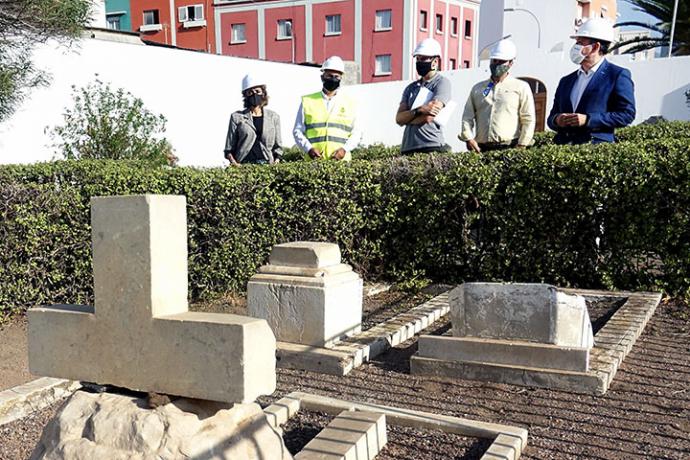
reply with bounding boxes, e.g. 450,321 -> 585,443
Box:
213,0 -> 480,83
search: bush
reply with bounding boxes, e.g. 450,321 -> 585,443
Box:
49,79 -> 176,166
1,121 -> 689,320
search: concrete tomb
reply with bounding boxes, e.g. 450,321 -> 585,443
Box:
248,241 -> 363,348
29,195 -> 291,460
413,283 -> 595,379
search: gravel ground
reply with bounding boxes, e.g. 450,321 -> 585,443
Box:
1,292 -> 688,459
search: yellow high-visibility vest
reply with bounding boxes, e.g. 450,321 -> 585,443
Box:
302,91 -> 356,161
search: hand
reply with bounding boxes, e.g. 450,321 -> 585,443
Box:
226,154 -> 240,167
419,100 -> 444,117
333,148 -> 347,160
557,113 -> 587,127
466,139 -> 481,153
308,148 -> 322,159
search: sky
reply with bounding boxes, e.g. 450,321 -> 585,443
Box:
617,1 -> 658,29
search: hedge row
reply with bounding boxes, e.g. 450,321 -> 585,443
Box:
1,122 -> 689,320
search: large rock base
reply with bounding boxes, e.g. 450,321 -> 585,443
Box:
31,390 -> 293,460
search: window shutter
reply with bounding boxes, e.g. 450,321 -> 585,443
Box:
178,6 -> 187,22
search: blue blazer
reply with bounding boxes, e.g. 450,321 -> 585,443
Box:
547,59 -> 636,144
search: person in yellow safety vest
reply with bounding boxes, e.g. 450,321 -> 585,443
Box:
293,56 -> 361,161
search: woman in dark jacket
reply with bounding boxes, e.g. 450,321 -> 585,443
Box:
224,74 -> 283,165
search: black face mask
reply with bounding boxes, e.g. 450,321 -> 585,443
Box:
416,60 -> 434,77
322,76 -> 341,92
245,94 -> 263,108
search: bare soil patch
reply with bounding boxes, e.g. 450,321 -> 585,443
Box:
0,316 -> 33,391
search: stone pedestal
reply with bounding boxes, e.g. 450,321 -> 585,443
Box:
248,242 -> 363,348
31,390 -> 293,460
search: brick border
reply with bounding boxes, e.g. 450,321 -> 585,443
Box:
411,289 -> 662,395
264,391 -> 528,460
0,378 -> 80,426
276,292 -> 450,375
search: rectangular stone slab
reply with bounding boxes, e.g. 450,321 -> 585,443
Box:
417,335 -> 590,372
295,410 -> 387,460
28,195 -> 277,404
269,242 -> 341,268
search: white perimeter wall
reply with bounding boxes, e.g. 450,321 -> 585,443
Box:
0,39 -> 321,167
1,38 -> 689,166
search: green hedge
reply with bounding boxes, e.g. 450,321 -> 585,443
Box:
1,121 -> 689,320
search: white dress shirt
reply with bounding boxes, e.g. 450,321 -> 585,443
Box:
292,90 -> 362,153
570,58 -> 605,112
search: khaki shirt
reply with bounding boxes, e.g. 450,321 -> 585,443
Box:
460,76 -> 535,146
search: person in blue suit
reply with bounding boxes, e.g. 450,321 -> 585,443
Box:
548,18 -> 636,145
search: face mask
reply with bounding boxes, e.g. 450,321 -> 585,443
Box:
490,63 -> 510,79
416,60 -> 434,77
322,76 -> 341,92
246,94 -> 263,108
569,44 -> 588,65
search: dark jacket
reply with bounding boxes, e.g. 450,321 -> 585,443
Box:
224,108 -> 282,163
547,59 -> 636,145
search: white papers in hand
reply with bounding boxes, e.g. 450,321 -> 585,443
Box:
410,87 -> 433,110
434,100 -> 457,127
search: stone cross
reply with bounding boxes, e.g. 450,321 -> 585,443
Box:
28,195 -> 276,404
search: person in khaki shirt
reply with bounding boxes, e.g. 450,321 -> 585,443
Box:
459,39 -> 535,152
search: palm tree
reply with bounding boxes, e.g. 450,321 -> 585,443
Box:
613,0 -> 689,56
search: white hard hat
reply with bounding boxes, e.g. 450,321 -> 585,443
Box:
489,39 -> 517,60
321,56 -> 345,73
241,74 -> 264,92
413,38 -> 442,57
571,17 -> 615,43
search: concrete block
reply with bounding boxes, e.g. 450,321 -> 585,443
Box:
248,242 -> 363,348
295,410 -> 387,460
417,335 -> 590,372
450,283 -> 593,348
29,195 -> 276,404
269,241 -> 341,268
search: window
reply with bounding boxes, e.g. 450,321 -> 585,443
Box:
178,4 -> 204,22
450,17 -> 458,36
277,19 -> 292,39
449,58 -> 457,69
419,10 -> 428,30
106,14 -> 121,30
231,23 -> 246,43
464,19 -> 472,38
463,60 -> 470,68
325,14 -> 341,35
143,10 -> 159,25
375,54 -> 392,75
375,9 -> 392,31
436,14 -> 443,33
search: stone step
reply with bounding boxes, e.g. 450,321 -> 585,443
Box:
295,410 -> 387,460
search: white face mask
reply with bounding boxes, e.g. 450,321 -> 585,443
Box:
569,43 -> 587,65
